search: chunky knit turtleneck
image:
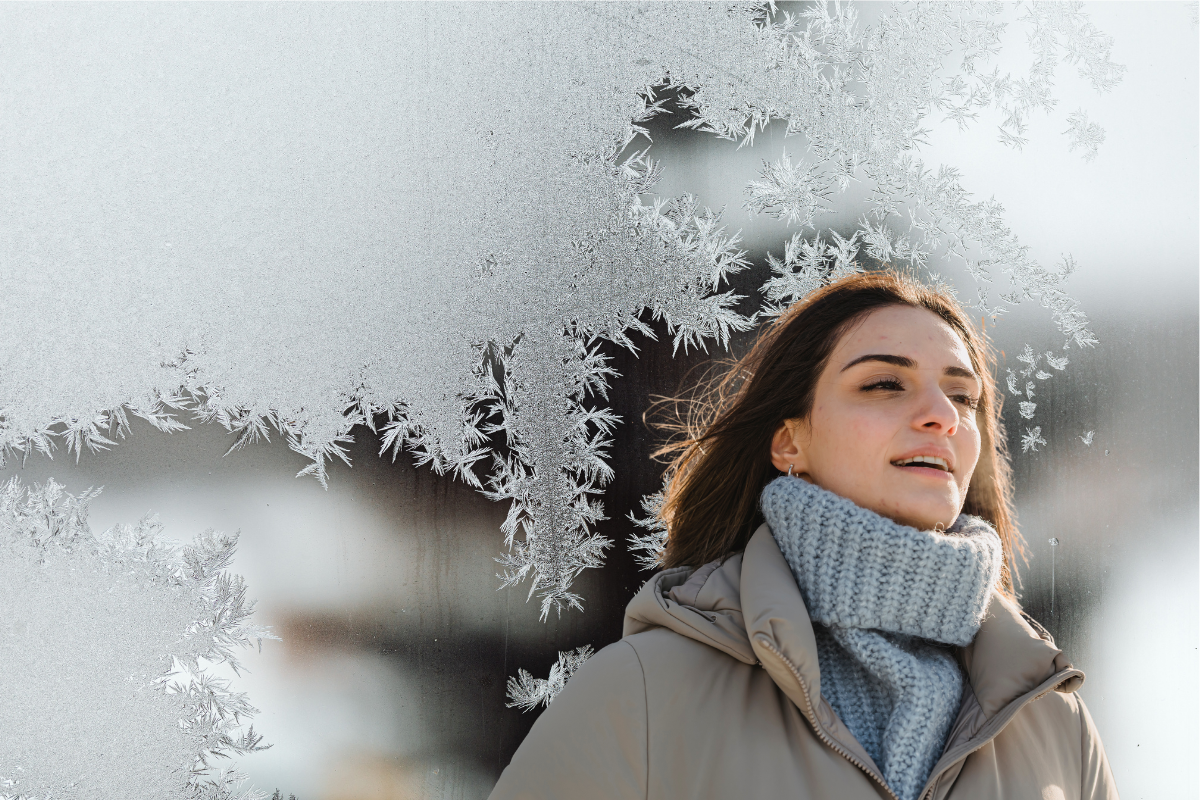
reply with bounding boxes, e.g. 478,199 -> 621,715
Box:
759,475 -> 1002,800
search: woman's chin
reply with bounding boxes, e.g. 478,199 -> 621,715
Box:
873,491 -> 960,531
819,476 -> 961,531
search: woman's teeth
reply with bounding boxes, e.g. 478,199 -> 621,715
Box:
893,456 -> 949,471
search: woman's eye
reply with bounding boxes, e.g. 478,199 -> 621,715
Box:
952,393 -> 981,410
861,379 -> 979,410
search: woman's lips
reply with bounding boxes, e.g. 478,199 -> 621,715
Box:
894,463 -> 953,479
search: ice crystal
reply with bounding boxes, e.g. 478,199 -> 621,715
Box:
859,216 -> 930,271
626,482 -> 669,571
1045,352 -> 1069,371
505,645 -> 595,713
1080,430 -> 1095,446
759,230 -> 865,317
1019,401 -> 1037,420
1021,426 -> 1048,453
1056,254 -> 1078,283
745,148 -> 833,229
1035,370 -> 1053,380
826,230 -> 864,282
984,3 -> 1125,159
0,477 -> 276,800
1016,344 -> 1042,377
760,234 -> 830,316
1006,369 -> 1022,396
1064,109 -> 1105,162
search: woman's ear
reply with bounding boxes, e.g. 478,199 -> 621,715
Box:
769,418 -> 809,475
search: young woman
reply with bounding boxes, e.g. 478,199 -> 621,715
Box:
489,271 -> 1118,800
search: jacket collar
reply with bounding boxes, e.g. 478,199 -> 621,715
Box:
957,589 -> 1081,716
624,523 -> 1083,723
623,558 -> 758,665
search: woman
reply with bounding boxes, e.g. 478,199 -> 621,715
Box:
489,271 -> 1117,800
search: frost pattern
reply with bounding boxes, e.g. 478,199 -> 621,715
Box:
1001,342 -> 1088,456
0,4 -> 767,621
629,2 -> 1117,573
505,645 -> 595,712
683,1 -> 1117,344
473,187 -> 755,619
0,477 -> 276,800
0,2 -> 1117,618
745,148 -> 833,229
988,3 -> 1124,154
1021,426 -> 1048,453
1065,109 -> 1106,162
760,230 -> 865,317
627,483 -> 669,571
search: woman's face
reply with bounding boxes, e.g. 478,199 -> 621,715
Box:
770,304 -> 983,531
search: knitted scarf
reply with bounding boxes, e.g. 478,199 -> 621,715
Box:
759,475 -> 1002,800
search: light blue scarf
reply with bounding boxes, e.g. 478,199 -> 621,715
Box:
760,475 -> 1002,800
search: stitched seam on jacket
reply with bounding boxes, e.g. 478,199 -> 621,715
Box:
623,639 -> 650,800
1077,692 -> 1086,794
650,600 -> 755,664
671,560 -> 720,607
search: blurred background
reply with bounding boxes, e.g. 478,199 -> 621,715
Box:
1,2 -> 1196,799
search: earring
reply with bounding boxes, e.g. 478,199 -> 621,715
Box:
787,464 -> 794,477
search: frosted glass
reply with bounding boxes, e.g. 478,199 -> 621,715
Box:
1,2 -> 1195,798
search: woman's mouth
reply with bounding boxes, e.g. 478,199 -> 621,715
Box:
891,455 -> 953,478
892,463 -> 953,479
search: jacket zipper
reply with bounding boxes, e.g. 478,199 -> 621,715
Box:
915,667 -> 1085,800
756,636 -> 900,800
760,634 -> 1083,800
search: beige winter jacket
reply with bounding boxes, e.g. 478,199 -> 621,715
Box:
490,524 -> 1119,800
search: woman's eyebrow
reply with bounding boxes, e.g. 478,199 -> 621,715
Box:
841,354 -> 915,371
841,353 -> 978,381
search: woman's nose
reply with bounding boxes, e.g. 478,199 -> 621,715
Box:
915,386 -> 959,434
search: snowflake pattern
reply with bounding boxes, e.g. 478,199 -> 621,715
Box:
0,2 -> 1120,623
1021,426 -> 1048,453
505,645 -> 595,712
0,477 -> 276,800
1064,109 -> 1106,162
1045,352 -> 1069,370
745,148 -> 833,229
626,483 -> 669,572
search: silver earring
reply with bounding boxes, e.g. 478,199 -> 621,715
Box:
787,464 -> 794,477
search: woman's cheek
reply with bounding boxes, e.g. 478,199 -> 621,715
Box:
846,408 -> 885,443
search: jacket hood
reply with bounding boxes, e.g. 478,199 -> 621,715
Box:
624,523 -> 1082,723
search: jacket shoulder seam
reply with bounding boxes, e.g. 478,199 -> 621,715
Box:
624,625 -> 756,666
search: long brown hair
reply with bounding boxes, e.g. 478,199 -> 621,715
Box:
645,269 -> 1024,597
